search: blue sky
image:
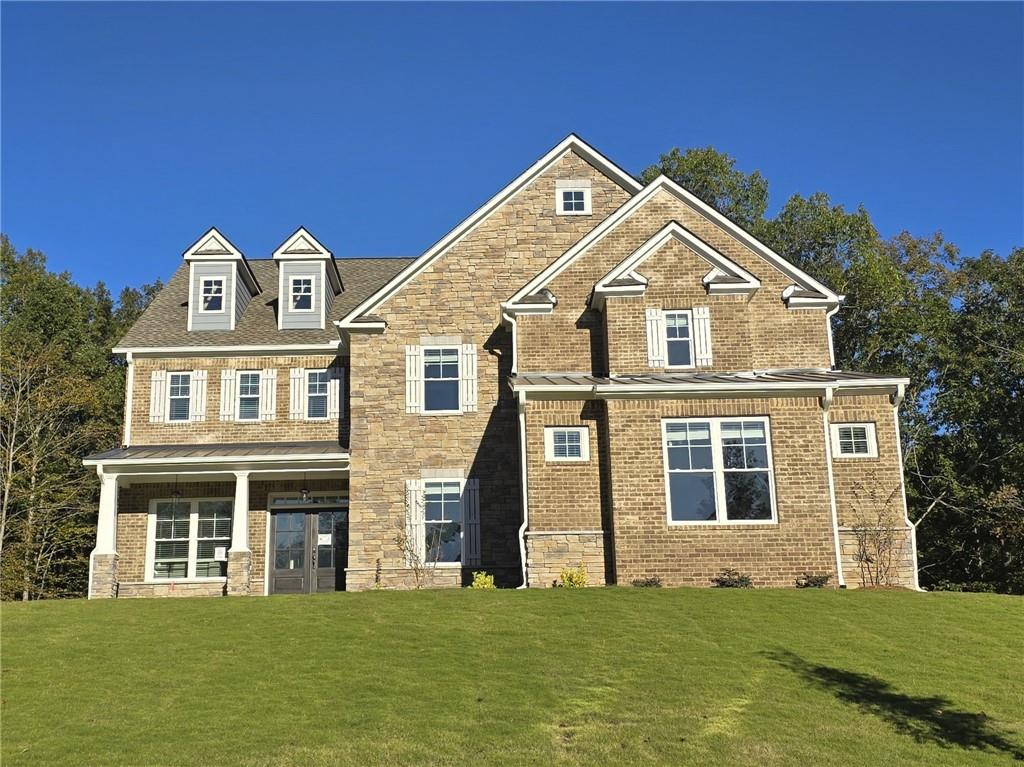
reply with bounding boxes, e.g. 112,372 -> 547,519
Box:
2,2 -> 1021,293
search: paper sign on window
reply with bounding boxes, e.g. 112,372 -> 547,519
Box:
317,533 -> 332,546
214,546 -> 227,561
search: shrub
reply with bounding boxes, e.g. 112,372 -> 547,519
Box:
795,572 -> 831,589
631,576 -> 662,588
558,565 -> 588,589
710,569 -> 753,588
469,571 -> 496,590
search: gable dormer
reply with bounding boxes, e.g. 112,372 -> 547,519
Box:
272,227 -> 342,331
183,227 -> 261,331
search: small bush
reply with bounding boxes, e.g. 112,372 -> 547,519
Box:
558,565 -> 588,589
469,571 -> 496,590
795,572 -> 831,589
710,569 -> 753,588
631,576 -> 662,588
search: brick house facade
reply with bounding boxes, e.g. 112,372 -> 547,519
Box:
84,135 -> 918,597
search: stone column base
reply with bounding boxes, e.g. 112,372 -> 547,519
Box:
226,550 -> 252,596
90,552 -> 119,599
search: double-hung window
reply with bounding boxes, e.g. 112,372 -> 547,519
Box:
150,498 -> 233,580
663,417 -> 776,524
237,372 -> 261,421
167,372 -> 192,422
831,423 -> 878,458
201,278 -> 224,312
306,370 -> 330,419
423,481 -> 463,563
423,347 -> 460,413
291,277 -> 313,311
664,310 -> 693,368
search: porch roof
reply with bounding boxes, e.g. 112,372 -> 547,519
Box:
83,440 -> 348,469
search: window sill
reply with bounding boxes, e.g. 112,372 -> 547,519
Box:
418,410 -> 464,417
143,577 -> 228,585
556,211 -> 592,217
667,519 -> 779,527
545,458 -> 590,464
832,454 -> 880,460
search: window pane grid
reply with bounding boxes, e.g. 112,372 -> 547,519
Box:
238,372 -> 260,420
423,481 -> 462,563
168,373 -> 190,422
665,311 -> 693,367
838,426 -> 870,454
153,501 -> 190,579
201,279 -> 224,311
561,190 -> 586,212
307,370 -> 329,418
552,429 -> 582,458
291,278 -> 313,310
423,347 -> 460,412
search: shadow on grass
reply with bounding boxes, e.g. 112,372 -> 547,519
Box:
766,650 -> 1023,761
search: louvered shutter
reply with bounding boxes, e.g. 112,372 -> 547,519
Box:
220,370 -> 236,421
328,366 -> 344,420
460,343 -> 478,413
260,369 -> 277,421
692,307 -> 713,367
191,370 -> 208,422
149,370 -> 166,423
405,345 -> 422,414
464,478 -> 481,567
645,308 -> 666,367
405,479 -> 425,565
289,368 -> 304,420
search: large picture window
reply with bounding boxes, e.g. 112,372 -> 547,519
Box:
422,347 -> 460,413
663,417 -> 776,524
148,498 -> 233,580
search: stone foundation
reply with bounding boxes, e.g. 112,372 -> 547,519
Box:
226,550 -> 252,596
838,527 -> 917,589
89,552 -> 119,599
116,581 -> 227,598
525,531 -> 607,588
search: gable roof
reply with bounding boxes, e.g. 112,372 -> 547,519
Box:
592,221 -> 761,306
336,134 -> 643,329
272,226 -> 343,294
505,175 -> 841,312
182,226 -> 261,295
115,257 -> 413,352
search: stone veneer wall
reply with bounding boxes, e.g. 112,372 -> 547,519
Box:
346,150 -> 634,590
130,354 -> 345,445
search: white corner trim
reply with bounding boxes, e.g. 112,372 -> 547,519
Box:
338,134 -> 642,327
821,396 -> 847,588
891,396 -> 922,591
123,352 -> 135,446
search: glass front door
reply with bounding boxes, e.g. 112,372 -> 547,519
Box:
271,508 -> 348,594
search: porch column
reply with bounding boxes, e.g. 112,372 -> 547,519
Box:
89,470 -> 120,599
227,471 -> 252,596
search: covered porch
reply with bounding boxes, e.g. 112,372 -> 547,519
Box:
82,441 -> 349,598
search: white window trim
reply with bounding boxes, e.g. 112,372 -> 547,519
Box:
304,368 -> 330,421
831,422 -> 879,458
420,344 -> 462,416
555,187 -> 592,216
199,277 -> 226,314
165,371 -> 192,424
421,477 -> 466,568
663,309 -> 696,370
289,276 -> 316,313
144,497 -> 233,583
661,416 -> 779,526
544,426 -> 590,462
235,370 -> 261,422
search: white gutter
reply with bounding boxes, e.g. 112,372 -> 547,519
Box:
820,387 -> 846,588
515,389 -> 530,588
501,311 -> 519,375
511,377 -> 910,397
122,352 -> 135,446
83,451 -> 349,467
113,343 -> 342,356
825,303 -> 841,369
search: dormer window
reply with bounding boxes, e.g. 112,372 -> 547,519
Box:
290,277 -> 314,312
200,278 -> 225,312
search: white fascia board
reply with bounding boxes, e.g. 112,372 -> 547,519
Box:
509,176 -> 840,308
333,319 -> 386,333
337,134 -> 642,328
112,343 -> 342,356
83,452 -> 350,468
513,377 -> 909,397
498,301 -> 555,316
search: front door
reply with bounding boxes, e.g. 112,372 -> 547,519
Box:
270,508 -> 348,594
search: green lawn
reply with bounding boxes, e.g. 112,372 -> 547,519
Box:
3,589 -> 1023,766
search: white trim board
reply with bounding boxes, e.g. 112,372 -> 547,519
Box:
505,175 -> 841,311
336,134 -> 642,329
112,343 -> 343,356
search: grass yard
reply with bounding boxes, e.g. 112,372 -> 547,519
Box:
3,588 -> 1023,766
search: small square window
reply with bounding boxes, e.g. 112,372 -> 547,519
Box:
200,278 -> 224,312
291,277 -> 313,311
544,426 -> 590,462
831,423 -> 878,458
555,187 -> 591,216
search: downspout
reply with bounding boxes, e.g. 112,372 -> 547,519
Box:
890,384 -> 923,590
820,387 -> 846,588
825,302 -> 841,369
122,352 -> 135,447
515,389 -> 530,589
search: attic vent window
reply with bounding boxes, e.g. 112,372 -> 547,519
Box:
201,278 -> 224,312
290,277 -> 313,312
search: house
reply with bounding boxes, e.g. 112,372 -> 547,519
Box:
83,135 -> 919,597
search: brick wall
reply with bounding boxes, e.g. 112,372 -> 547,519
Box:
130,354 -> 345,445
347,150 -> 633,587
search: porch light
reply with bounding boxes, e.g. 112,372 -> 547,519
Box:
300,474 -> 310,504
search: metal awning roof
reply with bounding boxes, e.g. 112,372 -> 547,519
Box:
84,440 -> 348,468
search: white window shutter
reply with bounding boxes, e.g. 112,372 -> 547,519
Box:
460,343 -> 478,413
289,368 -> 304,420
191,370 -> 208,422
692,306 -> 713,367
646,308 -> 666,367
149,370 -> 166,423
328,366 -> 344,420
464,478 -> 481,567
405,479 -> 425,565
220,370 -> 236,421
260,369 -> 277,421
405,345 -> 422,414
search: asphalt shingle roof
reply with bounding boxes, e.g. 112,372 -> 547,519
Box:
117,257 -> 413,348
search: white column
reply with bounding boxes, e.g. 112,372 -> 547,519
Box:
94,470 -> 119,554
230,471 -> 251,553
